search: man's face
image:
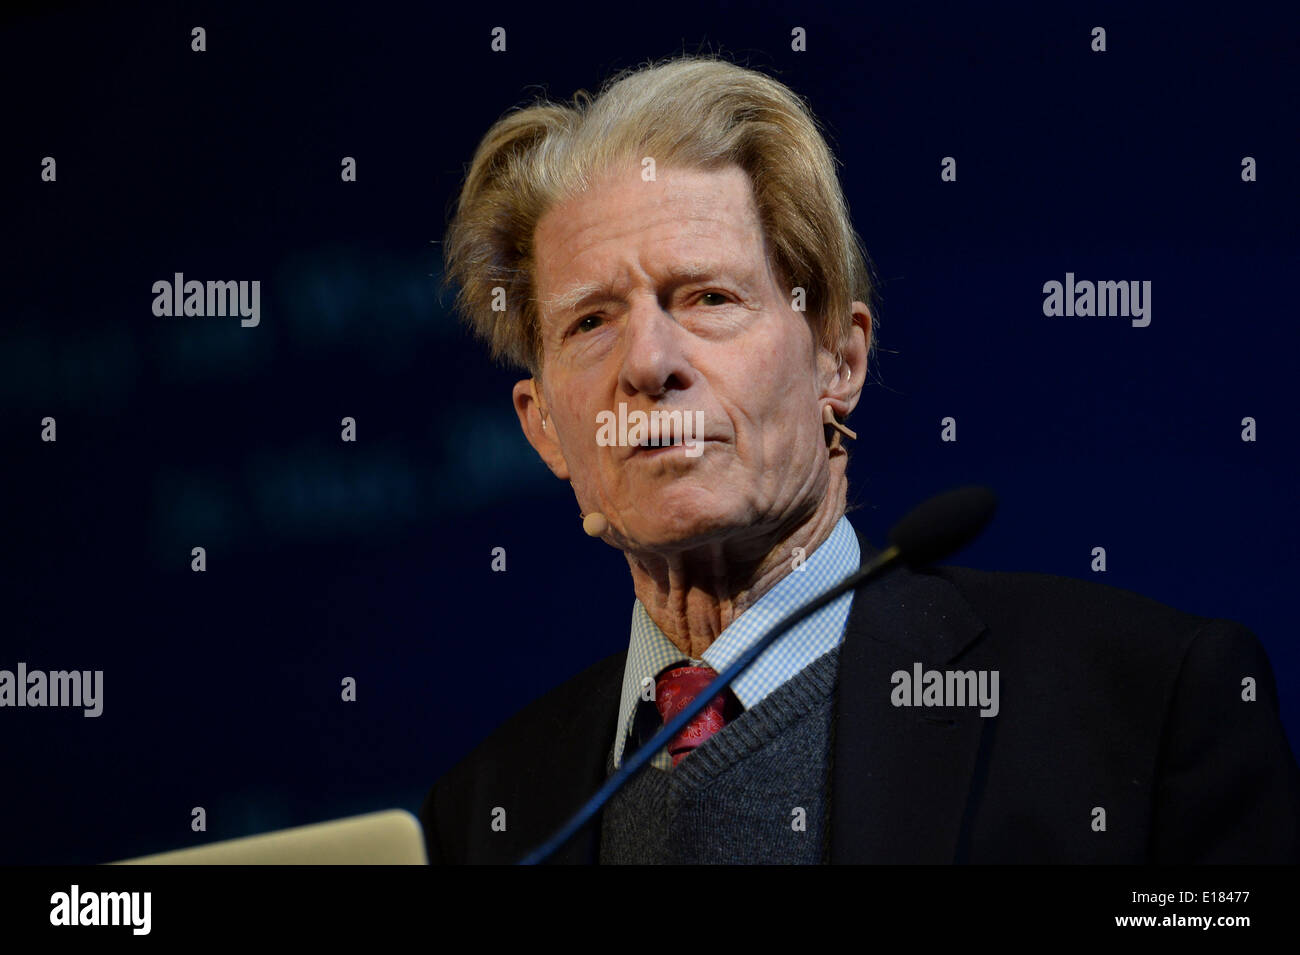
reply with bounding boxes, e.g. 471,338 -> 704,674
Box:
517,163 -> 854,551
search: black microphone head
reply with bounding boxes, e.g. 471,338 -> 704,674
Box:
888,485 -> 997,568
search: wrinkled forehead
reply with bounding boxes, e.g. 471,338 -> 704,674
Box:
532,164 -> 772,308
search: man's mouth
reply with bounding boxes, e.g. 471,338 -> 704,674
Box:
627,436 -> 715,459
636,433 -> 685,449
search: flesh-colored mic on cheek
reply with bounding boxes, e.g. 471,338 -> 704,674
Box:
581,512 -> 609,537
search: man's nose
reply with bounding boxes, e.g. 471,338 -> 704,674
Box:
617,292 -> 687,397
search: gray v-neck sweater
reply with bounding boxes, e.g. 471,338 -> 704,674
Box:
599,645 -> 841,864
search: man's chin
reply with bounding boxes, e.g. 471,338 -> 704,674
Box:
615,507 -> 746,552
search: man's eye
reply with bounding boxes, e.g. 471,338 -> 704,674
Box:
574,314 -> 603,334
698,291 -> 730,306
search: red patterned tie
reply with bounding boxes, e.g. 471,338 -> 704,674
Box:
654,665 -> 743,767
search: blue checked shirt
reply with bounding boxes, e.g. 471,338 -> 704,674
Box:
612,515 -> 861,770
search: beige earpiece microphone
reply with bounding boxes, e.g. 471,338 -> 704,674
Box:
580,512 -> 609,537
822,404 -> 857,452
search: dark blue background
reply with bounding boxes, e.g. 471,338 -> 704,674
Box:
2,0 -> 1296,864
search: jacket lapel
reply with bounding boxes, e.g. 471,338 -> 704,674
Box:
549,657 -> 625,865
829,529 -> 990,863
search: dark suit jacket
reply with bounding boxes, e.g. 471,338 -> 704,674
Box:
421,527 -> 1300,863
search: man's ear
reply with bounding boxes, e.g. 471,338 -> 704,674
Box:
818,301 -> 872,419
513,377 -> 571,481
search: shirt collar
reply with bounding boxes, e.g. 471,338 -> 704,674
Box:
612,515 -> 860,769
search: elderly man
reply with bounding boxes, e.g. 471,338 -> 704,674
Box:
421,56 -> 1300,864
